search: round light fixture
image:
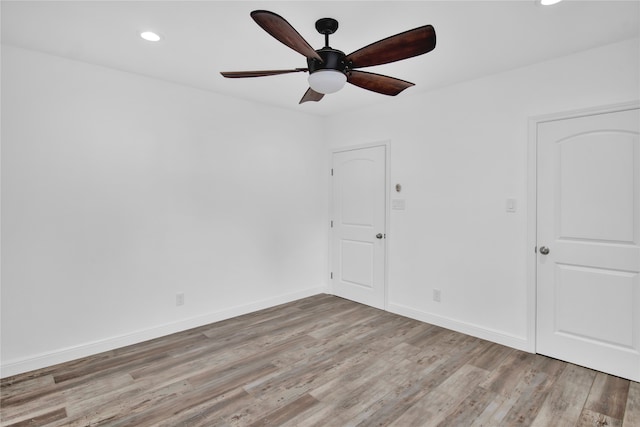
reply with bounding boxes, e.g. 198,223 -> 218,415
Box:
540,0 -> 563,5
308,70 -> 347,94
140,31 -> 161,42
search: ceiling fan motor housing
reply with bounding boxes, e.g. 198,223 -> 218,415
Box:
307,48 -> 350,75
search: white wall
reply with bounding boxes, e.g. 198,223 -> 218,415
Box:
1,46 -> 328,376
325,38 -> 640,350
2,37 -> 638,377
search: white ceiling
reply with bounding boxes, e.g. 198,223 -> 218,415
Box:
2,1 -> 639,116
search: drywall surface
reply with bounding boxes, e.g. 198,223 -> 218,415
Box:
2,37 -> 638,376
1,46 -> 328,376
325,38 -> 640,349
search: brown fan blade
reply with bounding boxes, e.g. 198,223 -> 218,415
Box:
347,70 -> 414,96
251,10 -> 322,62
299,87 -> 324,104
220,68 -> 307,78
346,25 -> 436,69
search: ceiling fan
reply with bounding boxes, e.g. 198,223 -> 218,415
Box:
220,10 -> 436,104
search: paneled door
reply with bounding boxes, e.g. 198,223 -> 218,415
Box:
536,106 -> 640,381
331,145 -> 387,309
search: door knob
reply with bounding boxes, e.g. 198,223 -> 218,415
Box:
376,233 -> 383,239
539,246 -> 550,255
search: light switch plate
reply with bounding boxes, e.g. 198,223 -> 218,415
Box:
392,199 -> 406,210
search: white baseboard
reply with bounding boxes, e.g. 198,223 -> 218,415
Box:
387,302 -> 532,352
1,286 -> 327,378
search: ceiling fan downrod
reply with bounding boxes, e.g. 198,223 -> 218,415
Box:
315,17 -> 339,48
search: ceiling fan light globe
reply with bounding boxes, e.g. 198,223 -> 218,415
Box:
308,70 -> 347,94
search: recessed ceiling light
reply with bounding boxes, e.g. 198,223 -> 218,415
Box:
140,31 -> 161,42
540,0 -> 563,5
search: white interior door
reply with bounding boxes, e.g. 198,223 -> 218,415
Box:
331,145 -> 386,309
536,107 -> 640,381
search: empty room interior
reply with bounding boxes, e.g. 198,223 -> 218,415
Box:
1,1 -> 639,426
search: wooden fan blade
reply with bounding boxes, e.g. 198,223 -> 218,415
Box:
347,70 -> 414,96
251,10 -> 322,61
346,25 -> 436,69
299,88 -> 324,104
220,68 -> 307,78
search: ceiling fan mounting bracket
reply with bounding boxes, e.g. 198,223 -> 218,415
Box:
315,18 -> 339,35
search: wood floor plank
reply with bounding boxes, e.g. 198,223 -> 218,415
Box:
319,374 -> 395,413
245,312 -> 411,402
0,380 -> 66,424
388,364 -> 490,426
279,403 -> 337,427
51,373 -> 136,422
530,363 -> 596,426
352,337 -> 487,426
1,294 -> 636,427
469,389 -> 512,427
243,339 -> 372,405
583,372 -> 630,421
53,332 -> 208,384
309,343 -> 412,404
402,322 -> 447,348
470,356 -> 563,426
246,393 -> 319,427
577,408 -> 623,427
623,381 -> 640,427
64,377 -> 192,427
469,341 -> 515,371
153,387 -> 253,427
500,355 -> 567,425
3,407 -> 67,427
440,385 -> 501,426
480,350 -> 541,396
0,375 -> 54,403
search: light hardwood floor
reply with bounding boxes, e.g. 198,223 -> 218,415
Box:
1,294 -> 638,426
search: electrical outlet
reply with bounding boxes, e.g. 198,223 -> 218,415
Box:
433,289 -> 441,302
176,293 -> 184,306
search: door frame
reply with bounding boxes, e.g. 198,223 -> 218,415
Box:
526,100 -> 640,353
329,140 -> 391,310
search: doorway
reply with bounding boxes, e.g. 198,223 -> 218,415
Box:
330,143 -> 388,309
533,103 -> 640,381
